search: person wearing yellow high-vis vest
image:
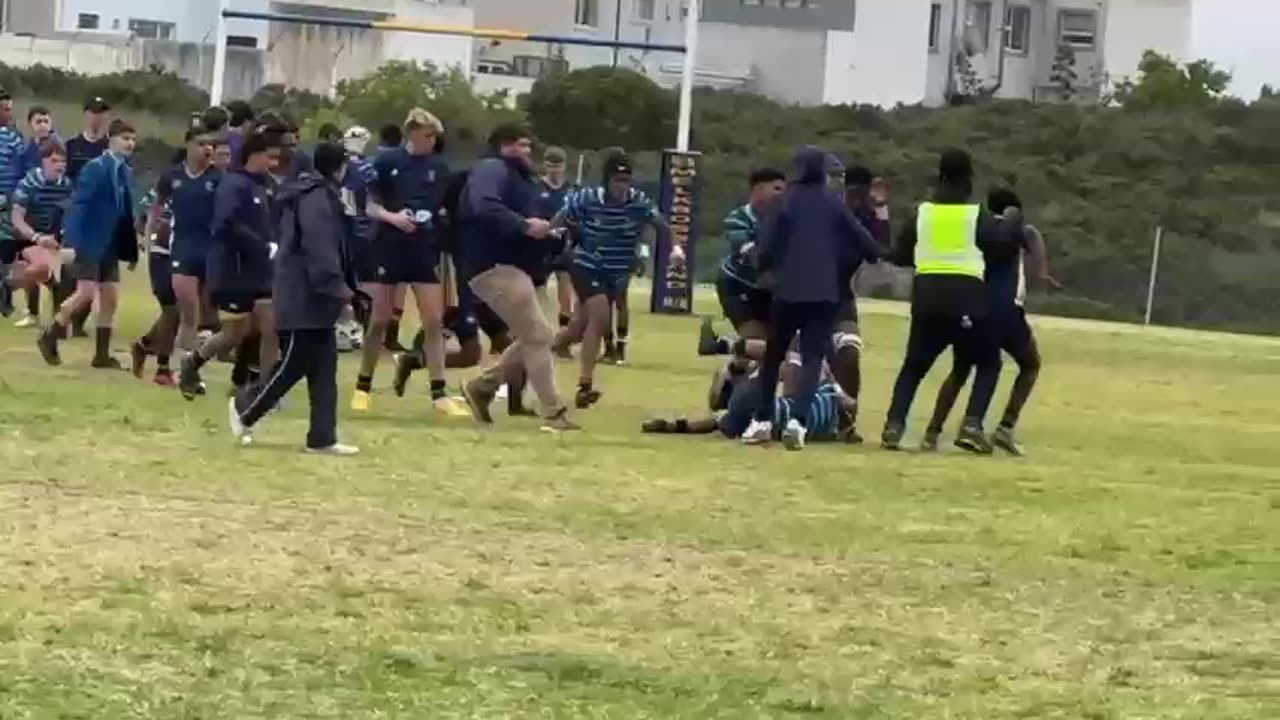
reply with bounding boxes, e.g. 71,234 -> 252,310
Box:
882,149 -> 1023,453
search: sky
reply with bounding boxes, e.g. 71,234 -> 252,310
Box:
1193,0 -> 1280,98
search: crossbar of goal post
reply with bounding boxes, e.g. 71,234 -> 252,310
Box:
212,0 -> 702,314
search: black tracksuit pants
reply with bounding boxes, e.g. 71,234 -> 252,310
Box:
237,329 -> 338,449
755,301 -> 838,427
886,313 -> 1001,428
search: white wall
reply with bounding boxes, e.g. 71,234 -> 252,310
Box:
1103,0 -> 1191,84
58,0 -> 268,46
822,0 -> 932,107
0,32 -> 133,74
696,22 -> 827,105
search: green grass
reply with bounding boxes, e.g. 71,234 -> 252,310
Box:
0,277 -> 1277,719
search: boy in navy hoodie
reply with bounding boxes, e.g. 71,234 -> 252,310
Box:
742,146 -> 883,450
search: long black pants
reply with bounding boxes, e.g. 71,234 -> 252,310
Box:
886,313 -> 1001,428
755,301 -> 837,427
238,328 -> 338,449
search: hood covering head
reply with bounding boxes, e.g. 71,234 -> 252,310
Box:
791,146 -> 832,185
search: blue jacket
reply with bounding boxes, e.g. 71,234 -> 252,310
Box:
207,169 -> 274,296
64,151 -> 136,265
757,147 -> 883,304
458,156 -> 544,279
272,174 -> 357,331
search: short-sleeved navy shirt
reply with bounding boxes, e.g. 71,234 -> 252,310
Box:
64,134 -> 108,186
158,164 -> 222,258
372,147 -> 450,243
533,178 -> 573,221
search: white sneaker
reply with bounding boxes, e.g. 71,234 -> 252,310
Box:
227,397 -> 253,446
740,419 -> 773,445
495,383 -> 510,400
14,314 -> 35,328
335,327 -> 356,353
782,418 -> 807,451
306,443 -> 360,456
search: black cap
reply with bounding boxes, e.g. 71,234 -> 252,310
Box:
844,165 -> 873,187
603,154 -> 633,178
84,96 -> 111,113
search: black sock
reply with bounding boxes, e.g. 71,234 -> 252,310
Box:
26,288 -> 39,316
230,361 -> 250,387
49,319 -> 66,338
731,337 -> 747,357
430,379 -> 446,400
191,351 -> 208,370
247,367 -> 261,385
578,380 -> 592,393
94,327 -> 112,360
157,355 -> 171,371
386,311 -> 403,347
508,371 -> 527,412
558,313 -> 570,328
356,374 -> 373,393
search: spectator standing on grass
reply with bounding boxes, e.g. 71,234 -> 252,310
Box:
0,89 -> 27,299
16,106 -> 60,179
60,96 -> 113,339
230,143 -> 360,455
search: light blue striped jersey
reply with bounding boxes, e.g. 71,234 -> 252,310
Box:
775,382 -> 844,440
0,125 -> 26,196
11,167 -> 73,235
566,185 -> 660,277
720,203 -> 760,287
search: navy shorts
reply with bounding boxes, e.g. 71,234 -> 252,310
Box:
351,236 -> 378,284
170,253 -> 207,280
715,273 -> 771,331
373,234 -> 440,285
997,307 -> 1036,363
571,265 -> 628,303
549,248 -> 574,274
149,253 -> 176,307
213,290 -> 270,316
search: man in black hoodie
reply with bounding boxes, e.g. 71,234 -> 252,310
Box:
744,146 -> 884,451
230,143 -> 359,455
881,149 -> 1023,453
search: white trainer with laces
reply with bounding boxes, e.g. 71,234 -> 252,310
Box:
227,397 -> 253,446
740,419 -> 773,445
782,418 -> 807,451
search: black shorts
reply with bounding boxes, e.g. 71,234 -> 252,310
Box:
70,254 -> 120,283
571,266 -> 628,303
373,235 -> 440,285
149,253 -> 176,307
997,307 -> 1036,363
213,290 -> 270,316
715,273 -> 771,331
352,237 -> 378,284
549,248 -> 574,274
0,238 -> 23,265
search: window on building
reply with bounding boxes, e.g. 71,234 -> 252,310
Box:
77,13 -> 100,30
681,0 -> 705,19
1059,9 -> 1097,48
227,35 -> 258,48
928,3 -> 942,51
1004,4 -> 1030,53
966,1 -> 992,52
574,0 -> 598,27
634,0 -> 656,20
128,18 -> 176,40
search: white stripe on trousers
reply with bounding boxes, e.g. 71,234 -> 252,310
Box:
239,330 -> 296,424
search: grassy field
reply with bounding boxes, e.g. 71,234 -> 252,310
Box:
0,278 -> 1276,719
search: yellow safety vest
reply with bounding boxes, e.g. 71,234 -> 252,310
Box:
915,202 -> 984,279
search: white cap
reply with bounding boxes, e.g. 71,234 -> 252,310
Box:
343,125 -> 371,154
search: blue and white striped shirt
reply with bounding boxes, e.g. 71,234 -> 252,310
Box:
565,185 -> 660,277
720,203 -> 760,287
775,382 -> 844,440
0,125 -> 26,196
12,167 -> 73,235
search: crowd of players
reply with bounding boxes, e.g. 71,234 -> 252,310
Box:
0,90 -> 1053,457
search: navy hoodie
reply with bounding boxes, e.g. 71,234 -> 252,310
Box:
457,155 -> 544,279
757,147 -> 883,304
272,174 -> 357,330
207,168 -> 274,297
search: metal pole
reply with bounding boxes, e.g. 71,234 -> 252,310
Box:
575,153 -> 584,185
676,0 -> 700,152
1144,226 -> 1162,326
210,0 -> 230,105
611,0 -> 622,67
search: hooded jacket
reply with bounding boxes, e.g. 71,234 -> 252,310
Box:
271,173 -> 357,331
207,168 -> 275,297
756,146 -> 884,304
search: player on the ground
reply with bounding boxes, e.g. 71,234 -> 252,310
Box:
922,188 -> 1058,455
0,140 -> 73,321
352,108 -> 466,416
178,130 -> 280,399
698,167 -> 787,366
36,119 -> 138,369
551,154 -> 676,408
642,360 -> 857,448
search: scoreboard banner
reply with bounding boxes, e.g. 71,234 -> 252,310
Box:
651,149 -> 702,314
